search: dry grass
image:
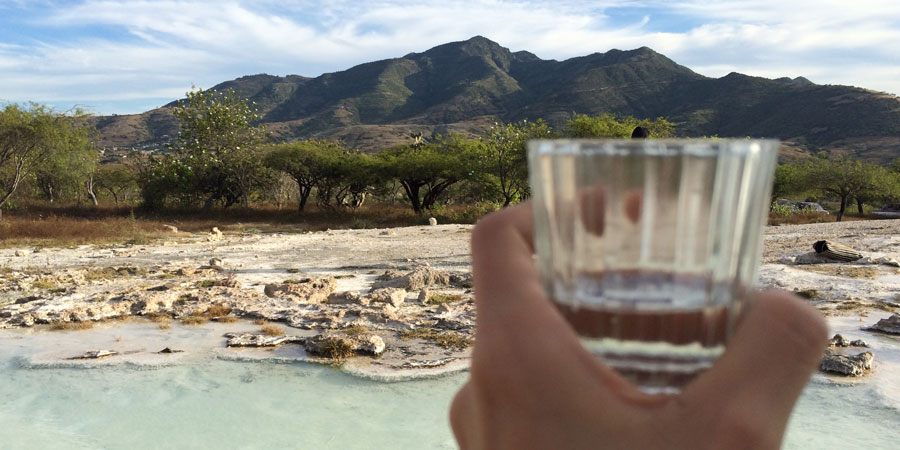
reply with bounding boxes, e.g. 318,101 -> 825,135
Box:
0,202 -> 431,249
322,338 -> 355,362
795,289 -> 818,299
794,265 -> 879,279
342,325 -> 370,336
426,293 -> 465,305
399,328 -> 472,349
252,318 -> 267,325
31,279 -> 56,290
146,311 -> 173,322
181,314 -> 207,326
158,322 -> 171,330
204,305 -> 232,317
217,315 -> 238,323
50,321 -> 95,331
260,325 -> 285,336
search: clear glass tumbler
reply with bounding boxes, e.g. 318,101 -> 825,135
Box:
528,139 -> 778,393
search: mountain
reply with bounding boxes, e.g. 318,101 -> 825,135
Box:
94,36 -> 900,162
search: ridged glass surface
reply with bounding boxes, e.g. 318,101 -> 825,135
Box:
528,139 -> 778,392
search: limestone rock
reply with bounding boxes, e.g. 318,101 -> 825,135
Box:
368,288 -> 406,308
263,276 -> 337,303
304,332 -> 386,357
417,289 -> 430,303
865,314 -> 900,335
208,227 -> 223,241
209,258 -> 223,268
68,350 -> 119,360
428,217 -> 438,226
820,350 -> 874,376
372,265 -> 450,291
829,334 -> 869,348
327,291 -> 366,305
162,225 -> 178,233
14,250 -> 27,257
224,333 -> 303,347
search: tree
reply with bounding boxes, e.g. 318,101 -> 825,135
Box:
798,157 -> 897,221
566,113 -> 675,138
143,87 -> 268,209
0,103 -> 94,218
378,134 -> 480,213
771,163 -> 806,202
265,139 -> 346,213
479,119 -> 553,206
95,165 -> 139,205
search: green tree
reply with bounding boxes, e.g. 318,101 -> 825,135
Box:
771,163 -> 806,202
0,103 -> 94,218
378,134 -> 480,213
798,157 -> 896,221
144,88 -> 268,209
265,139 -> 346,213
95,164 -> 139,205
480,119 -> 553,206
566,113 -> 675,138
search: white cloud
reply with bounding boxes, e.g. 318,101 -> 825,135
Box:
0,0 -> 897,114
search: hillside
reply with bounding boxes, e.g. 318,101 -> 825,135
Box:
93,36 -> 900,161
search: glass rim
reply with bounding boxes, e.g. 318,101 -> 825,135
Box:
527,138 -> 780,157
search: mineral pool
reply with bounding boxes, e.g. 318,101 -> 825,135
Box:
1,315 -> 898,450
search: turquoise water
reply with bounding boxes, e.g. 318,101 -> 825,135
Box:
1,317 -> 898,449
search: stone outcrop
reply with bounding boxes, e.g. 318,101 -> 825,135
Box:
263,276 -> 337,303
864,314 -> 900,335
368,288 -> 406,308
372,265 -> 450,291
828,334 -> 869,348
820,350 -> 874,376
68,350 -> 119,360
224,332 -> 304,347
304,332 -> 386,357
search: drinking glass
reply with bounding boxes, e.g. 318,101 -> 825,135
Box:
527,139 -> 778,393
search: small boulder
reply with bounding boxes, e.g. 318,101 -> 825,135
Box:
304,332 -> 386,357
326,291 -> 366,306
864,314 -> 900,335
208,227 -> 223,241
263,276 -> 337,303
372,265 -> 450,291
368,287 -> 407,308
162,225 -> 178,233
224,333 -> 303,347
428,217 -> 438,226
14,250 -> 27,257
68,350 -> 119,360
820,350 -> 874,376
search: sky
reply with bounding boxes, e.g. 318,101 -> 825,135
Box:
1,0 -> 898,116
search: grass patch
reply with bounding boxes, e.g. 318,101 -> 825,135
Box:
181,314 -> 207,326
795,289 -> 818,299
204,305 -> 232,317
146,311 -> 173,322
252,318 -> 267,325
427,293 -> 464,305
321,338 -> 355,362
31,279 -> 56,290
48,287 -> 67,294
50,321 -> 94,331
158,322 -> 171,329
217,315 -> 238,323
286,268 -> 301,274
342,325 -> 370,337
399,328 -> 472,350
260,325 -> 285,336
795,265 -> 879,279
835,301 -> 865,311
198,280 -> 216,288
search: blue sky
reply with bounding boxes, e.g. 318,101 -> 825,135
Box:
1,0 -> 898,115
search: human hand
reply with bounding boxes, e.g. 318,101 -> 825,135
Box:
450,202 -> 828,450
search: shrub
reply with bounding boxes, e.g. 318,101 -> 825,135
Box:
260,325 -> 284,336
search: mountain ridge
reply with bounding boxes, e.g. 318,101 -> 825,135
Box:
94,36 -> 900,162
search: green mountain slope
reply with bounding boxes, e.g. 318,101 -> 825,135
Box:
94,36 -> 900,161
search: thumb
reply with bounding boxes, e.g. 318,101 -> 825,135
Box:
681,290 -> 828,439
